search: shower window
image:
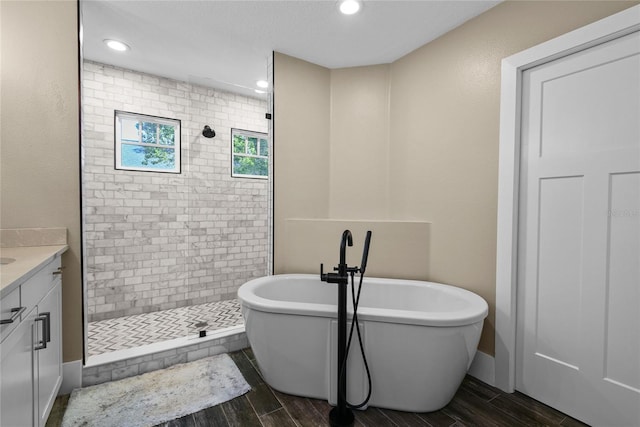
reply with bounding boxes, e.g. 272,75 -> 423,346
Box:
231,128 -> 268,179
114,110 -> 181,173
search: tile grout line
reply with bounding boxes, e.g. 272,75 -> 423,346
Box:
414,413 -> 437,427
238,349 -> 286,427
375,407 -> 400,427
220,401 -> 232,427
270,389 -> 303,427
306,396 -> 331,425
238,354 -> 269,427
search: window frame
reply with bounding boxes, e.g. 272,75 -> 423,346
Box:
114,110 -> 181,174
231,128 -> 269,179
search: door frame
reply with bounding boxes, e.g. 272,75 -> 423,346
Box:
495,4 -> 640,393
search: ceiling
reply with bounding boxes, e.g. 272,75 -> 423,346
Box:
81,0 -> 500,99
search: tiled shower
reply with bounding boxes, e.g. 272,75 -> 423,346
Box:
82,61 -> 269,356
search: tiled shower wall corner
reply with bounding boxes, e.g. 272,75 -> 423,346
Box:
82,61 -> 269,321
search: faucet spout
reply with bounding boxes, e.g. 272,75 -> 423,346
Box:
339,230 -> 353,268
320,230 -> 353,285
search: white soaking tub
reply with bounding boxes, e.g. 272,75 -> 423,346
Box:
237,274 -> 488,412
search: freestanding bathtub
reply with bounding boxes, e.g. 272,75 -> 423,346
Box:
238,274 -> 488,412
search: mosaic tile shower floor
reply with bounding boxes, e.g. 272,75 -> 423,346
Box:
87,299 -> 244,356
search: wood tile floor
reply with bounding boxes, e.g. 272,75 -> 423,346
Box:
47,348 -> 589,427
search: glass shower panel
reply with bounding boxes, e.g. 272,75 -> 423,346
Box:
181,73 -> 272,339
81,0 -> 272,354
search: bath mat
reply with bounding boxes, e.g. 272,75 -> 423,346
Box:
61,353 -> 250,427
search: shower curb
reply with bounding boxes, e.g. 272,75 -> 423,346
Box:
82,328 -> 248,387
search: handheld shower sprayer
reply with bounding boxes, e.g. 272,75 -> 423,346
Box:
359,231 -> 372,275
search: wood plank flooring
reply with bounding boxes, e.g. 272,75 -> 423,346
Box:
46,348 -> 589,427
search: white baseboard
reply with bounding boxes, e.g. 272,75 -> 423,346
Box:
468,350 -> 495,386
60,360 -> 83,395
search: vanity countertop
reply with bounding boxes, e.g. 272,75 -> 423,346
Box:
0,245 -> 68,296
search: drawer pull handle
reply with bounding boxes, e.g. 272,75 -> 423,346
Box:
41,312 -> 51,342
35,314 -> 49,350
1,306 -> 26,324
52,267 -> 64,275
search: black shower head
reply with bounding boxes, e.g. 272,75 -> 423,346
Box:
202,125 -> 216,138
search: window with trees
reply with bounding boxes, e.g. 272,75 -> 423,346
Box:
114,111 -> 181,173
231,129 -> 268,179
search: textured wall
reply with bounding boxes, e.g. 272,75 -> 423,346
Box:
83,61 -> 269,321
388,0 -> 636,356
329,65 -> 391,219
274,1 -> 636,357
273,53 -> 331,274
0,0 -> 82,363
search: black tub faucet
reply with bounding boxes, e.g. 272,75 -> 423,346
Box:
340,230 -> 353,267
320,229 -> 372,282
320,230 -> 353,285
320,229 -> 355,426
338,230 -> 353,279
319,229 -> 372,427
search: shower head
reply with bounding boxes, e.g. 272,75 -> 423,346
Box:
202,125 -> 216,138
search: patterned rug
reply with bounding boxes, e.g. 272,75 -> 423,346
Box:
61,354 -> 250,427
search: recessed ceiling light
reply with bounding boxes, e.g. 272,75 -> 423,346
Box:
104,39 -> 130,52
256,80 -> 269,89
255,89 -> 266,94
339,0 -> 361,15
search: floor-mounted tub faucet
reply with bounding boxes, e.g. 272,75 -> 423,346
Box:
320,229 -> 372,427
320,230 -> 353,286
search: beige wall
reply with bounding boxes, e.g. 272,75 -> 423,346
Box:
274,1 -> 636,356
282,219 -> 430,279
329,65 -> 391,219
1,0 -> 631,366
389,0 -> 636,356
1,1 -> 82,362
273,53 -> 331,273
274,57 -> 424,279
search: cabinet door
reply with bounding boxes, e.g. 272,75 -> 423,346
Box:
1,309 -> 36,427
36,280 -> 62,427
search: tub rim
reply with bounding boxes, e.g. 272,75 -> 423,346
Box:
238,274 -> 488,327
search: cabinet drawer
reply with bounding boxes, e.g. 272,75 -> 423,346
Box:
21,257 -> 61,316
0,286 -> 21,343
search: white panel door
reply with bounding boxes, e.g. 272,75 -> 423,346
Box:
517,30 -> 640,427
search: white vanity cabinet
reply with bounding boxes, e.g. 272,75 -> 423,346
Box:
1,253 -> 63,427
0,306 -> 36,426
35,279 -> 62,426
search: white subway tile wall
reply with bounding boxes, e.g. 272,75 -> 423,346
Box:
82,61 -> 269,321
